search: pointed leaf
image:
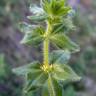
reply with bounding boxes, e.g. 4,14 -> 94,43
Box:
13,61 -> 45,93
23,62 -> 43,93
18,22 -> 36,33
24,70 -> 42,93
27,14 -> 48,22
41,0 -> 71,16
12,61 -> 40,76
27,71 -> 48,87
12,64 -> 29,76
51,5 -> 71,16
25,71 -> 48,93
20,26 -> 45,45
52,17 -> 75,34
41,0 -> 52,14
29,5 -> 44,15
49,50 -> 71,64
21,62 -> 48,93
52,64 -> 81,82
50,34 -> 80,52
27,5 -> 48,22
23,80 -> 38,94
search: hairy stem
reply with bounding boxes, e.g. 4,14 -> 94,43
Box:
48,74 -> 55,96
43,22 -> 55,96
43,39 -> 49,66
43,22 -> 51,67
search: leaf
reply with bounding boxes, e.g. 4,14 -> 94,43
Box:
13,66 -> 28,76
12,61 -> 40,76
18,22 -> 36,33
41,0 -> 71,16
27,14 -> 48,22
25,71 -> 48,93
23,80 -> 38,94
21,62 -> 48,93
27,5 -> 48,22
52,64 -> 81,82
51,5 -> 71,16
41,0 -> 52,14
27,71 -> 48,87
52,17 -> 75,34
63,17 -> 75,32
42,74 -> 62,96
24,70 -> 43,93
29,5 -> 44,15
49,50 -> 71,64
20,26 -> 45,45
50,34 -> 80,52
13,61 -> 46,93
25,72 -> 43,93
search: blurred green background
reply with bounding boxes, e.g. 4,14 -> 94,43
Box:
0,0 -> 96,96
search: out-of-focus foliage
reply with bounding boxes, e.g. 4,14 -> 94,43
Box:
0,0 -> 27,27
0,54 -> 22,96
0,55 -> 6,76
0,0 -> 15,19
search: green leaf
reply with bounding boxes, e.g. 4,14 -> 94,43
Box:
52,17 -> 75,34
24,72 -> 47,93
51,5 -> 71,16
23,81 -> 38,94
41,0 -> 52,14
13,61 -> 45,93
42,74 -> 62,96
27,71 -> 48,87
12,61 -> 40,76
29,5 -> 44,15
52,64 -> 81,82
24,70 -> 48,93
27,5 -> 48,22
20,62 -> 48,93
50,34 -> 80,52
13,65 -> 28,76
20,26 -> 45,45
49,50 -> 71,64
18,22 -> 35,33
24,70 -> 43,93
63,17 -> 75,32
27,14 -> 48,22
41,0 -> 71,16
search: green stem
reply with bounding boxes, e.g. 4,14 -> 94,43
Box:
43,22 -> 51,66
43,39 -> 49,66
43,22 -> 55,96
48,74 -> 55,96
